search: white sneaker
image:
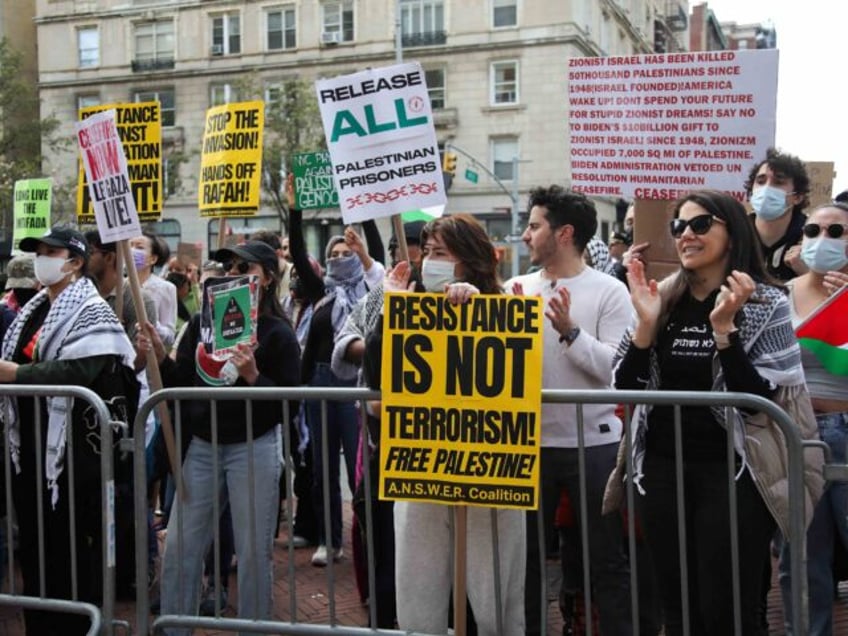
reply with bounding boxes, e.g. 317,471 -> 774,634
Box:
311,545 -> 343,566
311,545 -> 328,566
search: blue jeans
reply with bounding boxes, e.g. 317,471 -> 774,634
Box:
779,411 -> 848,635
307,362 -> 358,549
161,427 -> 281,636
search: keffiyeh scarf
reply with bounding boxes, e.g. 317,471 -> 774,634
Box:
1,276 -> 136,506
324,255 -> 367,334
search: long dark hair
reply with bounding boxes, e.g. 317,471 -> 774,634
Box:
421,214 -> 501,294
661,189 -> 775,316
258,262 -> 289,322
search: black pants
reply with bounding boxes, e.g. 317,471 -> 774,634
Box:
640,452 -> 775,636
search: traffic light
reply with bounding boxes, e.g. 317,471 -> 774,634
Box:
442,151 -> 457,177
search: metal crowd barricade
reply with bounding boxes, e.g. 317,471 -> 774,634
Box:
0,384 -> 117,636
537,388 -> 826,636
130,386 -> 827,636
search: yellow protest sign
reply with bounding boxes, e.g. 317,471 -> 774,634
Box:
198,101 -> 264,217
77,101 -> 162,224
380,292 -> 543,510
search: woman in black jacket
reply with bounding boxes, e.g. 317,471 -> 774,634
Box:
141,240 -> 301,633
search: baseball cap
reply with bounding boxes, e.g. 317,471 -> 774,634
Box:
19,225 -> 89,260
213,241 -> 279,275
4,254 -> 37,290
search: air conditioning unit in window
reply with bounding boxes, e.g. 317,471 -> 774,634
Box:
210,44 -> 224,56
321,31 -> 341,45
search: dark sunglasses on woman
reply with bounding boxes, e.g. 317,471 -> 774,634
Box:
802,223 -> 847,239
669,214 -> 726,239
223,260 -> 251,274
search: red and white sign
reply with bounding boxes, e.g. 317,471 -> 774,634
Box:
75,109 -> 142,242
567,49 -> 778,201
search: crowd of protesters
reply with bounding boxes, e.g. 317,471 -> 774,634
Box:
0,147 -> 846,636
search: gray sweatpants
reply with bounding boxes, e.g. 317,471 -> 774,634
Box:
394,501 -> 526,636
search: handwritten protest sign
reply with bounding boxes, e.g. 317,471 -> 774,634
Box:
12,179 -> 51,251
316,62 -> 446,223
380,293 -> 543,509
77,102 -> 162,224
291,151 -> 339,209
75,110 -> 142,242
198,101 -> 264,217
568,49 -> 778,200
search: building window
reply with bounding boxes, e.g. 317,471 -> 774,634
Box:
77,94 -> 101,113
322,1 -> 354,42
401,0 -> 445,46
737,39 -> 748,50
78,26 -> 99,68
211,12 -> 241,55
492,0 -> 517,28
492,137 -> 518,181
265,84 -> 283,107
267,6 -> 296,50
146,218 -> 182,250
210,83 -> 239,107
425,68 -> 445,110
490,60 -> 518,105
134,88 -> 175,127
133,20 -> 175,70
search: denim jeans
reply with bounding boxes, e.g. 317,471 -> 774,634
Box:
307,362 -> 359,549
779,411 -> 848,635
161,426 -> 281,636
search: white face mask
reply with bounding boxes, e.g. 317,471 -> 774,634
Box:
421,259 -> 456,292
34,255 -> 71,286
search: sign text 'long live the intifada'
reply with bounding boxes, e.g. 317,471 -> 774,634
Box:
568,49 -> 778,200
380,293 -> 543,509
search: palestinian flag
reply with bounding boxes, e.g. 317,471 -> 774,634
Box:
795,286 -> 848,376
195,343 -> 229,386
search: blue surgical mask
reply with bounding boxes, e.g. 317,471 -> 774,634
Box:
421,259 -> 456,292
801,237 -> 848,274
750,185 -> 790,221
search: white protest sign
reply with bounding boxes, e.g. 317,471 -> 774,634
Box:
568,48 -> 778,201
316,62 -> 447,223
75,109 -> 142,242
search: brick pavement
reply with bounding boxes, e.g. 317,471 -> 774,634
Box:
2,503 -> 848,635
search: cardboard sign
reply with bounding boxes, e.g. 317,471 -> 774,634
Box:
75,110 -> 142,243
12,178 -> 51,251
568,49 -> 778,201
198,101 -> 264,218
805,161 -> 836,210
380,293 -> 543,510
77,101 -> 162,224
291,151 -> 339,209
316,62 -> 447,223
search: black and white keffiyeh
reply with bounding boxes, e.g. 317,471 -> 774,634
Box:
1,276 -> 136,506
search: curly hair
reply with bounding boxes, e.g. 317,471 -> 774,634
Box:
744,148 -> 810,211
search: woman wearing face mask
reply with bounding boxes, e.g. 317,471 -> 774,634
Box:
0,226 -> 139,635
286,176 -> 385,566
777,202 -> 848,635
362,214 -> 526,635
130,231 -> 178,347
139,240 -> 301,634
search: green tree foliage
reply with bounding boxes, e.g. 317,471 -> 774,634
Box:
0,38 -> 70,247
234,73 -> 325,232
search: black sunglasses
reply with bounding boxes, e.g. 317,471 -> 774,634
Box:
223,260 -> 251,274
669,214 -> 726,239
803,223 -> 847,239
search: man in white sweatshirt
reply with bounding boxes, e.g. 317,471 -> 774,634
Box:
508,185 -> 633,636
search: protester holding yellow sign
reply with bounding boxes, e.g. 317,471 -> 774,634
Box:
365,214 -> 537,636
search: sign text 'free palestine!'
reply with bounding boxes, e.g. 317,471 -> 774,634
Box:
380,293 -> 543,510
316,62 -> 447,223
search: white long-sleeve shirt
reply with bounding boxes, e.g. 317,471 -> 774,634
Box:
507,268 -> 634,448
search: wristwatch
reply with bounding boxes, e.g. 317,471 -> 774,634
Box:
559,326 -> 581,346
